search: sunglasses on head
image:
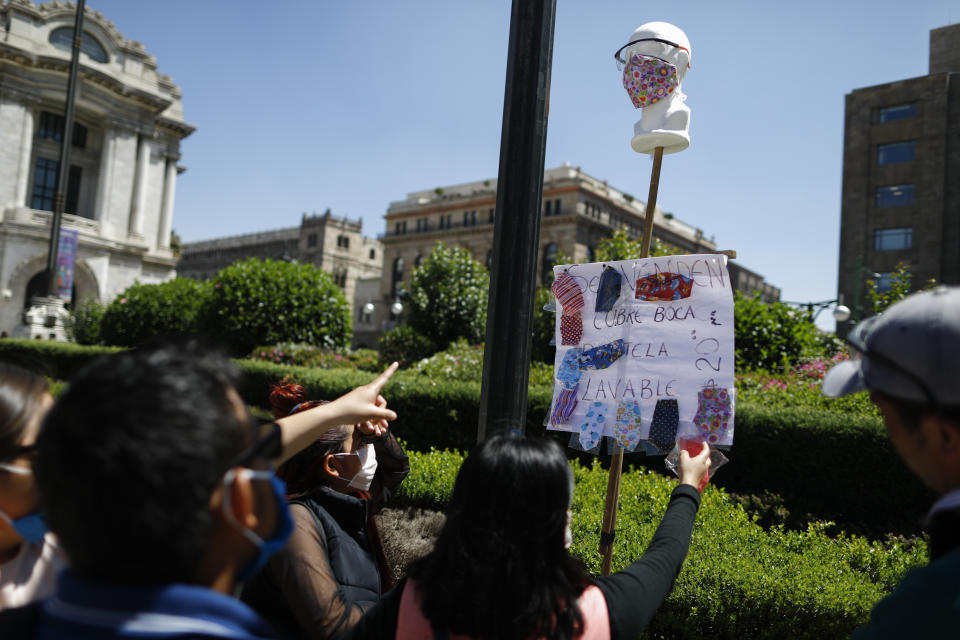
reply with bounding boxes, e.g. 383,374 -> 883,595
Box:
614,37 -> 691,66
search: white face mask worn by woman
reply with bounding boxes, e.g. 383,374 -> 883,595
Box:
333,444 -> 378,492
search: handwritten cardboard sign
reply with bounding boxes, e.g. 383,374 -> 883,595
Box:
548,254 -> 735,453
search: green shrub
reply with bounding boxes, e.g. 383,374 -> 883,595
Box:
404,243 -> 489,348
734,292 -> 832,372
410,340 -> 556,387
99,278 -> 211,347
393,447 -> 927,639
64,297 -> 105,345
378,325 -> 437,366
2,340 -> 928,537
206,258 -> 351,355
249,343 -> 378,371
0,339 -> 119,380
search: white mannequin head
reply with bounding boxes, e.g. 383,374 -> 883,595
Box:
616,22 -> 692,155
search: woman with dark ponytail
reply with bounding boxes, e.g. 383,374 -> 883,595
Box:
241,381 -> 409,639
345,432 -> 711,640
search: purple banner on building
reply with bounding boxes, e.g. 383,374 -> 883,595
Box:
56,228 -> 79,299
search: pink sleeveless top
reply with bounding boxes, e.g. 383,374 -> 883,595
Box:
396,579 -> 611,640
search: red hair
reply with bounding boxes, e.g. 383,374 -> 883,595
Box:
269,382 -> 325,419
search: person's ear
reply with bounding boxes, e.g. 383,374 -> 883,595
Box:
227,469 -> 260,530
321,454 -> 341,481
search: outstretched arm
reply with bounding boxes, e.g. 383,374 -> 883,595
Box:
273,363 -> 399,466
595,444 -> 710,638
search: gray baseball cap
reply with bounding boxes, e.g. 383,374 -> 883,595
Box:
822,286 -> 960,407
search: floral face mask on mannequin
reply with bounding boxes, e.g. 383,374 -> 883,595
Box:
622,53 -> 678,109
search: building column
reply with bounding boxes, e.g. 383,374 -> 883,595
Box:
94,126 -> 117,222
14,106 -> 35,207
128,134 -> 150,236
157,154 -> 178,250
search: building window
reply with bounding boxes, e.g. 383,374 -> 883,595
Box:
369,248 -> 376,260
554,199 -> 561,215
877,142 -> 915,165
394,221 -> 407,235
37,111 -> 87,148
30,158 -> 81,214
416,219 -> 422,232
878,104 -> 917,123
874,272 -> 894,292
488,208 -> 494,223
422,218 -> 429,232
307,233 -> 317,248
876,184 -> 914,208
463,210 -> 477,227
874,228 -> 912,251
542,243 -> 558,284
544,200 -> 551,216
49,27 -> 109,64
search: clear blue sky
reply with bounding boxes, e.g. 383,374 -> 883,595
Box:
86,0 -> 957,329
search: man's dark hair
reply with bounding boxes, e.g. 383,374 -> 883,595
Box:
35,339 -> 246,583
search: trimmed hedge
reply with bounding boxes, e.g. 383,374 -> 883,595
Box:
393,448 -> 927,640
0,340 -> 119,380
0,340 -> 932,536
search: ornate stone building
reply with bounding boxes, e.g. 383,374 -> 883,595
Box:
837,24 -> 960,329
373,164 -> 779,335
0,0 -> 192,338
178,210 -> 383,343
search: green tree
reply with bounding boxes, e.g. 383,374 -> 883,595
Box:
100,278 -> 212,347
531,286 -> 556,364
734,292 -> 828,372
594,228 -> 674,261
866,262 -> 937,315
404,242 -> 489,348
65,297 -> 105,345
206,258 -> 350,355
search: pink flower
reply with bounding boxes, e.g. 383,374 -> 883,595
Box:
119,298 -> 127,304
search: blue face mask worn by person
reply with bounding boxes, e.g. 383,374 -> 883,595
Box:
0,462 -> 48,544
221,468 -> 294,582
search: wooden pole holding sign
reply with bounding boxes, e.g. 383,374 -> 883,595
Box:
599,145 -> 664,575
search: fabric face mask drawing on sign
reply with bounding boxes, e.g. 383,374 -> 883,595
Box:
612,399 -> 642,451
577,401 -> 606,451
556,348 -> 583,389
578,339 -> 626,370
551,384 -> 579,427
595,266 -> 623,313
635,272 -> 693,302
623,53 -> 679,109
692,387 -> 732,444
552,272 -> 585,346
